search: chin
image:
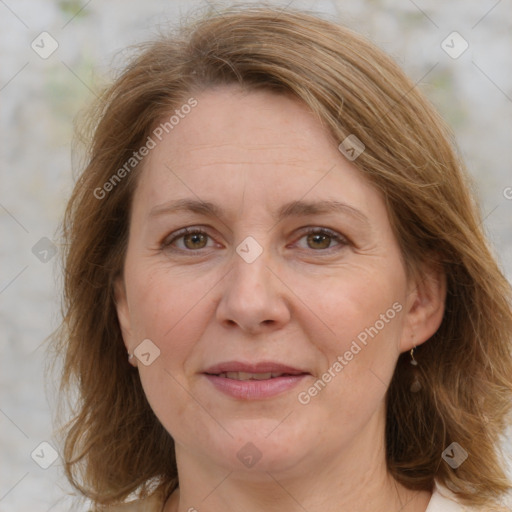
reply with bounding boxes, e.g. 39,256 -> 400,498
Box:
209,419 -> 315,475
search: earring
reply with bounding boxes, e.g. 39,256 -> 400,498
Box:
128,352 -> 136,367
409,347 -> 421,393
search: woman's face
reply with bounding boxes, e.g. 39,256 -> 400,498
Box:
116,85 -> 441,477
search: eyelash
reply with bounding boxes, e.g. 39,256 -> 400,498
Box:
161,226 -> 349,254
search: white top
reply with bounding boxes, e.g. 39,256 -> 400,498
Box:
104,481 -> 505,511
426,483 -> 467,511
426,482 -> 503,511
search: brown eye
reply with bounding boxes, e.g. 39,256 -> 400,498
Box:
306,232 -> 332,250
163,228 -> 214,252
182,232 -> 208,250
294,228 -> 348,252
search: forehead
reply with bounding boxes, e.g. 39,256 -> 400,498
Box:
132,85 -> 381,218
165,86 -> 331,159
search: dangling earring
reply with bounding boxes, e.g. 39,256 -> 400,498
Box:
409,347 -> 421,392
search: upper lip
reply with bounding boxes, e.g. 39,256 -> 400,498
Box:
203,361 -> 309,375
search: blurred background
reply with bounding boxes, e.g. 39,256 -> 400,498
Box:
1,0 -> 511,510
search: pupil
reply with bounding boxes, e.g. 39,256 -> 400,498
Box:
308,233 -> 330,249
185,233 -> 206,249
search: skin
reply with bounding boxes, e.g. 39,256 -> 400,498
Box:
115,85 -> 446,512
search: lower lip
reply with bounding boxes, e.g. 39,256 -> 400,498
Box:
204,374 -> 308,400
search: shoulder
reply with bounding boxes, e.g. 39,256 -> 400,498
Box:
427,482 -> 510,512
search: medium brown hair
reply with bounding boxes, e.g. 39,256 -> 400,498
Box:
54,5 -> 512,509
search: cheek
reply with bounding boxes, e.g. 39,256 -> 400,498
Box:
297,265 -> 405,354
126,263 -> 215,366
128,267 -> 215,428
294,266 -> 405,419
296,280 -> 404,429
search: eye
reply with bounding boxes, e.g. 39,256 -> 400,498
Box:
162,226 -> 348,254
295,228 -> 348,251
162,227 -> 216,251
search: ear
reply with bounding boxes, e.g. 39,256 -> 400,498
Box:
114,277 -> 137,366
400,260 -> 446,352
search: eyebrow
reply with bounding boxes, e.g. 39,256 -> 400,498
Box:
149,198 -> 370,225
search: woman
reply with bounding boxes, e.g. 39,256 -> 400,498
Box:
54,6 -> 512,512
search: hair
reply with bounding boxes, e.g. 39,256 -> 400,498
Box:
53,5 -> 512,510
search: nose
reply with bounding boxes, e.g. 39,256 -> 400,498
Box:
215,247 -> 291,335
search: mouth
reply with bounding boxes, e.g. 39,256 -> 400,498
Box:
202,361 -> 310,399
212,371 -> 304,380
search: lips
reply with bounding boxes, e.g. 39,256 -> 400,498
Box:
203,361 -> 309,399
204,361 -> 308,377
217,371 -> 293,380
